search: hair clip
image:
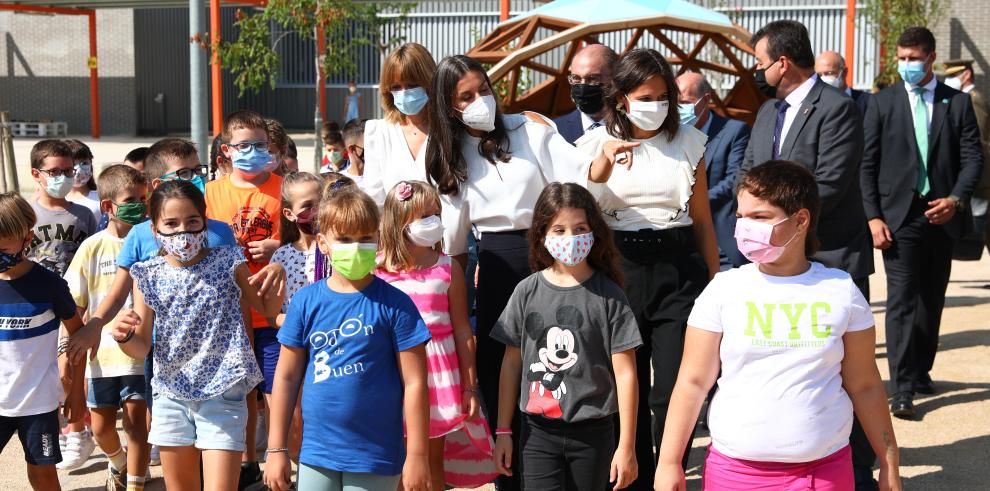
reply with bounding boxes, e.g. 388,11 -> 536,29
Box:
395,181 -> 413,201
329,180 -> 349,191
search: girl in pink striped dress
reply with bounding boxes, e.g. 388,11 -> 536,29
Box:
377,181 -> 497,489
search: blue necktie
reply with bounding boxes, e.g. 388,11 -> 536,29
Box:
773,100 -> 791,160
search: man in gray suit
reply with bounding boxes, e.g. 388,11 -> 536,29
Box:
743,20 -> 877,491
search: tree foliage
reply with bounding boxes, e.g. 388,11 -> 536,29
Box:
864,0 -> 950,87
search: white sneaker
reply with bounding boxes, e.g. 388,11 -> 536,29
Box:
148,445 -> 160,466
56,429 -> 96,470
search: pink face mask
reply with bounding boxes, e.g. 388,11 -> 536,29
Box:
734,217 -> 798,264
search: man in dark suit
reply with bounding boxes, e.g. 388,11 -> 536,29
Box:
676,71 -> 749,269
743,20 -> 877,490
816,50 -> 871,115
553,44 -> 618,144
861,28 -> 983,420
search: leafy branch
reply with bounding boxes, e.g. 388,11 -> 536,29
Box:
863,0 -> 950,87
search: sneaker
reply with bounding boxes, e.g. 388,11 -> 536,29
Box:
148,445 -> 161,466
106,462 -> 126,491
57,429 -> 97,470
238,461 -> 262,491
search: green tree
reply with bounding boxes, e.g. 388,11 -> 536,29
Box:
216,0 -> 415,170
864,0 -> 950,87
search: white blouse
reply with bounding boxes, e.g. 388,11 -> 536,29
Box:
576,124 -> 707,231
441,114 -> 593,256
360,119 -> 429,204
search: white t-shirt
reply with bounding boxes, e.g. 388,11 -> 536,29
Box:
688,262 -> 875,463
69,190 -> 103,226
360,119 -> 429,205
576,124 -> 707,231
441,114 -> 593,255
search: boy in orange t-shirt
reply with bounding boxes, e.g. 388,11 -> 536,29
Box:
205,110 -> 283,487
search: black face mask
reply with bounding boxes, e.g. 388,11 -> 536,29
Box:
570,83 -> 605,115
754,68 -> 777,99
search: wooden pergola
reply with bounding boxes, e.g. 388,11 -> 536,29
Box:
468,13 -> 767,124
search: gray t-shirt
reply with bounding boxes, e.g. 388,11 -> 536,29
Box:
491,271 -> 642,423
27,200 -> 97,277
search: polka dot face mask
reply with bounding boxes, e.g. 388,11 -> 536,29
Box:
544,232 -> 595,267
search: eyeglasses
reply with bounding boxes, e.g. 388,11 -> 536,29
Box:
38,168 -> 76,178
228,140 -> 270,152
162,166 -> 209,181
567,74 -> 606,86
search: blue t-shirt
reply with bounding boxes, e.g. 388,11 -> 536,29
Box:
117,219 -> 237,268
278,277 -> 431,476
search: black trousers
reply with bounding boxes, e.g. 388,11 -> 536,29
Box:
882,198 -> 954,395
521,415 -> 615,491
476,230 -> 531,491
613,228 -> 708,491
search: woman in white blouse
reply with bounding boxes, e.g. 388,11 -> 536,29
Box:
576,48 -> 720,489
360,43 -> 436,204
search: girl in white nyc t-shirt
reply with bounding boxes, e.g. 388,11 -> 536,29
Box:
654,161 -> 902,491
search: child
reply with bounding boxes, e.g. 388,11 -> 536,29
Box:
124,147 -> 149,172
0,192 -> 86,490
64,139 -> 103,226
111,180 -> 283,490
376,181 -> 496,490
264,189 -> 432,491
64,164 -> 150,490
266,118 -> 290,176
283,137 -> 299,174
210,134 -> 232,181
654,161 -> 900,491
491,182 -> 641,491
341,118 -> 365,183
320,127 -> 348,174
271,172 -> 323,327
343,80 -> 361,123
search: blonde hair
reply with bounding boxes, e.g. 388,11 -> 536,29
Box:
0,193 -> 37,241
379,181 -> 442,272
318,188 -> 379,237
380,43 -> 438,124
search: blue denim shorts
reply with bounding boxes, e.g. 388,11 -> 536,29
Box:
148,380 -> 250,451
87,375 -> 147,408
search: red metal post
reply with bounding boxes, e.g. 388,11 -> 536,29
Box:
88,11 -> 100,138
844,0 -> 855,88
317,29 -> 326,120
500,0 -> 509,21
210,0 -> 223,137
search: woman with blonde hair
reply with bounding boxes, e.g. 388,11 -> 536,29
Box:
360,43 -> 438,204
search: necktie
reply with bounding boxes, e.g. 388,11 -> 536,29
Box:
772,100 -> 790,160
588,121 -> 602,131
913,87 -> 930,196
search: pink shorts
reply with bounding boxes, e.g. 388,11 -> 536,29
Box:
702,445 -> 855,491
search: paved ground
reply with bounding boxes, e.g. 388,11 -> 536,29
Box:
1,135 -> 989,489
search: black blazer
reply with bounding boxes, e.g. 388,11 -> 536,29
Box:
850,88 -> 871,116
743,78 -> 873,279
553,109 -> 586,145
860,82 -> 984,239
704,114 -> 750,268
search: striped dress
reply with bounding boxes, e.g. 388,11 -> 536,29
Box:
377,254 -> 497,488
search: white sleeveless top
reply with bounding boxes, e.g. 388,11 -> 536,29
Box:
360,119 -> 429,205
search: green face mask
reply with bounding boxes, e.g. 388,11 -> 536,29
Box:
113,201 -> 148,226
329,242 -> 378,280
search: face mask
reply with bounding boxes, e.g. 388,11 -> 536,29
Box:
570,84 -> 605,115
327,150 -> 344,165
73,163 -> 93,187
678,98 -> 703,126
113,202 -> 147,226
734,217 -> 798,264
164,174 -> 207,195
231,146 -> 272,176
898,59 -> 929,86
460,94 -> 498,132
329,242 -> 378,280
624,98 -> 669,132
754,61 -> 779,98
820,74 -> 843,89
544,232 -> 594,267
295,207 -> 318,236
407,215 -> 444,248
945,76 -> 962,91
44,174 -> 74,199
157,229 -> 208,262
349,86 -> 357,94
0,239 -> 27,273
392,87 -> 429,116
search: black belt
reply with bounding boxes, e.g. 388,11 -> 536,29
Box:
613,227 -> 693,246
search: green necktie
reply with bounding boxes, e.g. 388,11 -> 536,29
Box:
913,87 -> 930,195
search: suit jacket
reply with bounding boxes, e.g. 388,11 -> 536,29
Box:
743,78 -> 874,279
704,113 -> 750,268
850,88 -> 871,116
969,88 -> 990,199
553,109 -> 586,145
861,82 -> 984,239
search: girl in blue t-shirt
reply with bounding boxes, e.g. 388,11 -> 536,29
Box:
110,180 -> 285,489
264,188 -> 432,491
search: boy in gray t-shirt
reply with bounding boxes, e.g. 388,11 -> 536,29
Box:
28,200 -> 97,277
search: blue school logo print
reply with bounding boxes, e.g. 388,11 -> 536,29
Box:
309,315 -> 375,383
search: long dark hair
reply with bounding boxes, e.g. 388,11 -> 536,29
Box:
528,182 -> 623,287
603,48 -> 681,142
426,55 -> 511,196
149,180 -> 207,229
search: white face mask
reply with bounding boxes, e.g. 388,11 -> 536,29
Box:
945,76 -> 963,91
820,74 -> 843,89
406,215 -> 444,248
624,97 -> 669,132
459,94 -> 498,132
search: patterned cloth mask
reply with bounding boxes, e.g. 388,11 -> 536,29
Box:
157,229 -> 208,262
544,232 -> 594,267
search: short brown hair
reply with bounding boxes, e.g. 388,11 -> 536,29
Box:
380,43 -> 437,124
63,139 -> 94,162
318,188 -> 379,237
98,164 -> 148,202
897,26 -> 936,55
737,160 -> 821,256
0,192 -> 36,240
222,110 -> 268,143
30,139 -> 72,170
145,138 -> 198,181
266,118 -> 288,154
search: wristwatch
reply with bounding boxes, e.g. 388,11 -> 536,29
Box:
949,195 -> 966,211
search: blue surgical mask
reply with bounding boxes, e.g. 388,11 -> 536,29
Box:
45,175 -> 74,199
678,99 -> 703,126
232,146 -> 272,176
392,87 -> 429,116
187,175 -> 206,194
898,59 -> 929,86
